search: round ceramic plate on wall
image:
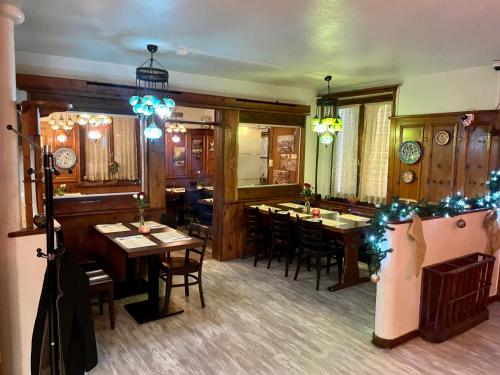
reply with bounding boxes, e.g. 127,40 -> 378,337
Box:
435,130 -> 451,146
398,141 -> 421,164
54,147 -> 77,170
400,170 -> 415,184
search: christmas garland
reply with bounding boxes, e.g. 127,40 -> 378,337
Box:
367,169 -> 500,277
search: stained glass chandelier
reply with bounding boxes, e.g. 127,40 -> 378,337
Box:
129,44 -> 175,140
312,75 -> 344,146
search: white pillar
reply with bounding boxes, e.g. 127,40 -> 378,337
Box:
0,3 -> 25,374
0,2 -> 24,233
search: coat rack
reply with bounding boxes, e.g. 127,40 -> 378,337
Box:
7,124 -> 62,375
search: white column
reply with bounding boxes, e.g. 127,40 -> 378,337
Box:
0,3 -> 24,233
0,3 -> 26,374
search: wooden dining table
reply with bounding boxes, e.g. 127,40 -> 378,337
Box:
252,202 -> 371,292
91,222 -> 202,324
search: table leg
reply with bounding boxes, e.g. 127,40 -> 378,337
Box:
327,232 -> 369,292
124,255 -> 184,324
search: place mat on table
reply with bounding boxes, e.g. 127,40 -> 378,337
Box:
279,202 -> 304,209
340,214 -> 370,222
321,218 -> 346,227
152,231 -> 192,243
130,221 -> 167,229
204,198 -> 213,202
204,186 -> 214,191
95,223 -> 131,233
251,204 -> 280,212
114,235 -> 157,249
166,188 -> 186,193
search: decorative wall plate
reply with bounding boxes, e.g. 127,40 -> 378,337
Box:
435,130 -> 450,146
398,141 -> 421,164
400,170 -> 415,184
54,147 -> 77,170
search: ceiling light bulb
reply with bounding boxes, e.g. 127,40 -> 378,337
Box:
319,132 -> 334,146
144,122 -> 162,140
172,134 -> 181,143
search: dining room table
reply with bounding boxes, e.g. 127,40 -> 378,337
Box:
251,202 -> 371,292
91,221 -> 202,324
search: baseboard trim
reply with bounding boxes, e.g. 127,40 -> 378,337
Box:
372,330 -> 419,349
488,294 -> 500,304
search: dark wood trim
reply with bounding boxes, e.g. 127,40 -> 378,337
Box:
391,109 -> 499,120
237,184 -> 302,201
488,294 -> 500,304
17,74 -> 310,115
338,94 -> 394,106
239,110 -> 306,127
322,85 -> 399,100
8,227 -> 47,238
371,330 -> 419,349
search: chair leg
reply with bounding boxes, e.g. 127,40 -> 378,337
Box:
285,252 -> 290,277
198,274 -> 205,308
267,244 -> 275,269
184,274 -> 190,297
98,295 -> 104,315
294,254 -> 303,280
326,255 -> 331,274
107,287 -> 115,330
316,256 -> 321,291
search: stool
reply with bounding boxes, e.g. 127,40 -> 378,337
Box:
87,269 -> 115,329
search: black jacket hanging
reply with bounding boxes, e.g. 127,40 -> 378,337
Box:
31,251 -> 98,374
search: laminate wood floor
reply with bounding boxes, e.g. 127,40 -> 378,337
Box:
90,258 -> 500,375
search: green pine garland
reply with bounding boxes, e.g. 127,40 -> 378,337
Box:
367,169 -> 500,276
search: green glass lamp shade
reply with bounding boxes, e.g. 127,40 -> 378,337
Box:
319,132 -> 333,145
314,123 -> 327,133
164,98 -> 176,108
311,115 -> 320,126
321,116 -> 334,126
129,96 -> 140,106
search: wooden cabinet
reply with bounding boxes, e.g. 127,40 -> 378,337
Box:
165,129 -> 215,186
389,111 -> 499,203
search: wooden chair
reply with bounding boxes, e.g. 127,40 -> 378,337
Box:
240,206 -> 266,265
294,217 -> 343,290
185,189 -> 202,225
159,223 -> 210,312
267,210 -> 295,277
87,269 -> 115,329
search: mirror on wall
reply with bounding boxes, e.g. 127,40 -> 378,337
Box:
237,123 -> 301,187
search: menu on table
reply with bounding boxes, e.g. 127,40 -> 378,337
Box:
279,202 -> 304,209
152,231 -> 191,243
340,214 -> 370,222
95,223 -> 131,233
321,218 -> 346,227
114,235 -> 157,249
130,221 -> 166,229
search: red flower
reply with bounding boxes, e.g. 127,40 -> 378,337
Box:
304,183 -> 311,189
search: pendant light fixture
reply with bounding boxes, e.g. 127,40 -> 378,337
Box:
312,75 -> 344,146
129,44 -> 175,140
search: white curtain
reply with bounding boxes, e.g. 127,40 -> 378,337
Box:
358,102 -> 392,204
331,105 -> 360,198
84,126 -> 111,181
113,117 -> 138,180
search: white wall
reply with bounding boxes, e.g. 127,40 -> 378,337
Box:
16,51 -> 316,105
375,210 -> 500,341
397,65 -> 500,115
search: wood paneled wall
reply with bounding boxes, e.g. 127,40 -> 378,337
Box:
165,128 -> 214,187
388,111 -> 499,203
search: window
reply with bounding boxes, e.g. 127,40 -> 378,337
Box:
237,124 -> 301,187
82,115 -> 139,182
325,101 -> 393,203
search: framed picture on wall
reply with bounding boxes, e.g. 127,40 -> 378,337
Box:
173,146 -> 185,167
277,135 -> 295,153
272,169 -> 290,184
192,139 -> 203,159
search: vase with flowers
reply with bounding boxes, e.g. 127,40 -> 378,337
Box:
300,182 -> 314,214
133,192 -> 150,233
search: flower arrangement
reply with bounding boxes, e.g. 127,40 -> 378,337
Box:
300,183 -> 313,199
132,192 -> 150,233
54,184 -> 67,196
132,192 -> 149,209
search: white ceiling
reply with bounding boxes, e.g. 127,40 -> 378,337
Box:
13,0 -> 500,90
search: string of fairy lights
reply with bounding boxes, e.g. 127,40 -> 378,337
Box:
367,169 -> 500,280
